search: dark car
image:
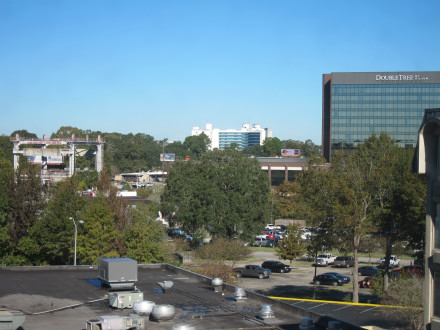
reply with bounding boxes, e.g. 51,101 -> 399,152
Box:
233,265 -> 271,279
313,274 -> 344,286
168,228 -> 185,238
334,256 -> 355,268
322,272 -> 350,284
358,266 -> 380,276
261,261 -> 291,273
264,239 -> 280,247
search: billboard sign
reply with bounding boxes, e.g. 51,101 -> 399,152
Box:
47,156 -> 63,164
160,153 -> 175,162
281,149 -> 300,157
27,156 -> 42,164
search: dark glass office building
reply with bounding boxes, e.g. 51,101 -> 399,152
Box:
322,71 -> 440,161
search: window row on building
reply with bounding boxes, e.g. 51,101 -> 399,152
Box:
191,123 -> 271,150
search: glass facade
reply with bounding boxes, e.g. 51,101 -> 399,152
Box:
331,83 -> 440,150
219,132 -> 261,149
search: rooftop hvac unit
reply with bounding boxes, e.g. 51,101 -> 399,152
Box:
108,290 -> 144,309
98,257 -> 137,289
86,314 -> 146,330
0,309 -> 25,329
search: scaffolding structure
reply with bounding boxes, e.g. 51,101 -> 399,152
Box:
11,134 -> 104,183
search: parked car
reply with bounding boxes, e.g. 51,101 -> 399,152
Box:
252,238 -> 268,247
314,254 -> 336,266
380,255 -> 400,268
322,272 -> 350,284
334,256 -> 355,268
168,228 -> 185,238
265,238 -> 280,247
358,276 -> 374,288
393,265 -> 424,277
264,231 -> 277,239
358,266 -> 380,276
261,261 -> 291,273
301,229 -> 312,240
313,274 -> 344,286
233,265 -> 271,279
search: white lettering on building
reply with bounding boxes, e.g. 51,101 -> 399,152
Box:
375,74 -> 429,81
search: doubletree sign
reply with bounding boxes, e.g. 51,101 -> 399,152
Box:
160,153 -> 175,162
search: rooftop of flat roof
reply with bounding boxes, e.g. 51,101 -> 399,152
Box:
0,264 -> 363,330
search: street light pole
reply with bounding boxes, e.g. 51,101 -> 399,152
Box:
69,217 -> 84,266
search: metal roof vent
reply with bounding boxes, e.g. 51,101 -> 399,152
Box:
211,277 -> 223,294
259,304 -> 275,319
171,323 -> 196,330
156,280 -> 173,293
327,320 -> 342,330
151,304 -> 176,322
132,300 -> 155,316
233,287 -> 247,300
299,318 -> 315,329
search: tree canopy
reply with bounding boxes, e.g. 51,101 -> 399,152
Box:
297,133 -> 425,302
161,149 -> 270,241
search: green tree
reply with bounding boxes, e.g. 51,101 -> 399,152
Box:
51,126 -> 85,138
77,195 -> 120,264
0,158 -> 13,262
124,204 -> 167,263
263,137 -> 282,156
276,225 -> 305,264
0,135 -> 13,162
183,133 -> 211,159
272,181 -> 303,219
241,144 -> 265,157
161,149 -> 270,241
299,133 -> 424,302
103,132 -> 162,173
300,149 -> 375,303
282,139 -> 321,158
32,177 -> 86,265
165,141 -> 187,160
10,129 -> 38,139
358,134 -> 425,290
7,162 -> 47,249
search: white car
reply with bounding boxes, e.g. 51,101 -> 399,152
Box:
380,255 -> 400,268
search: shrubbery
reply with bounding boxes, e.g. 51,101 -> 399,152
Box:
193,238 -> 251,262
186,262 -> 240,286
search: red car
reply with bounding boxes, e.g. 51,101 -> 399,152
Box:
264,231 -> 277,239
358,276 -> 373,288
393,265 -> 424,277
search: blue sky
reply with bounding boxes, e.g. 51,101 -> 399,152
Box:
1,0 -> 439,144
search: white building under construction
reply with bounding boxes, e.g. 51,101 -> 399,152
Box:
11,134 -> 104,183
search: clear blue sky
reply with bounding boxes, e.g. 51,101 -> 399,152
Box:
1,0 -> 439,144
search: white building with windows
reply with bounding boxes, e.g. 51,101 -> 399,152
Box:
191,123 -> 272,150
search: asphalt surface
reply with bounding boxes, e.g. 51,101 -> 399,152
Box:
231,251 -> 415,329
0,264 -> 365,330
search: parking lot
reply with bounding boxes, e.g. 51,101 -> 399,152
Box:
232,250 -> 415,329
234,253 -> 365,301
